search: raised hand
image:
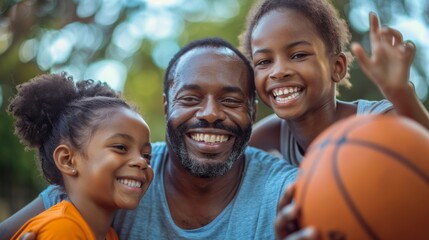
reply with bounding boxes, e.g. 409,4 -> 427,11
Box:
351,12 -> 415,99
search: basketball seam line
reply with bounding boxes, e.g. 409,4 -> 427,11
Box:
332,141 -> 380,240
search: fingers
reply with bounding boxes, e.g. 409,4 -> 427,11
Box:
369,12 -> 380,46
369,13 -> 404,47
359,12 -> 415,65
403,40 -> 416,63
275,201 -> 302,240
285,227 -> 319,240
351,42 -> 370,73
379,27 -> 403,46
20,232 -> 36,240
277,184 -> 296,212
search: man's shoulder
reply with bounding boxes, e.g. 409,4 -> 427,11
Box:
244,146 -> 296,172
244,146 -> 284,163
151,142 -> 167,155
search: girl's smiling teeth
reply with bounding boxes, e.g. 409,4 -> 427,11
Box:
272,87 -> 302,103
117,178 -> 143,188
190,133 -> 229,143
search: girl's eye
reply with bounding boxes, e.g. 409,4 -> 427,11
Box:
255,59 -> 271,66
142,153 -> 152,161
291,53 -> 308,60
113,145 -> 127,152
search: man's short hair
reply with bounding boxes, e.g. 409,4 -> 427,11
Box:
163,37 -> 256,105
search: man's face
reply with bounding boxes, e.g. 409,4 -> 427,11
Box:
165,47 -> 254,178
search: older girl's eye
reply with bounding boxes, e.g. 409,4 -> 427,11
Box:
291,52 -> 309,60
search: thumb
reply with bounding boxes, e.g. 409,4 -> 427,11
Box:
20,232 -> 36,240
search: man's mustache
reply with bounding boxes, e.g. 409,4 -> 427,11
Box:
184,120 -> 242,136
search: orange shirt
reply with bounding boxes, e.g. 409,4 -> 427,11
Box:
12,200 -> 118,240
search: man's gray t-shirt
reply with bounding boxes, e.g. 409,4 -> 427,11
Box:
41,142 -> 298,239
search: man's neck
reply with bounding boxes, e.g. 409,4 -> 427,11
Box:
164,153 -> 245,229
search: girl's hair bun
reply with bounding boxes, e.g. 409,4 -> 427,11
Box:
8,72 -> 78,148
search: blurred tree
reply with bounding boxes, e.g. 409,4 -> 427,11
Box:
0,0 -> 428,221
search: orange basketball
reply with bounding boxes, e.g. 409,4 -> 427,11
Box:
294,114 -> 429,240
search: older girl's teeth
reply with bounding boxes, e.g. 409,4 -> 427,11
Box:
118,178 -> 142,188
191,133 -> 228,143
276,92 -> 300,103
273,87 -> 301,97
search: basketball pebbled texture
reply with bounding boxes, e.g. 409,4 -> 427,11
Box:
294,114 -> 429,240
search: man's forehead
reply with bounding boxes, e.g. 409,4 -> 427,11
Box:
176,47 -> 240,69
168,46 -> 249,95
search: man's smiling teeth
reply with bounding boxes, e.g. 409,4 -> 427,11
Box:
272,87 -> 302,103
117,178 -> 142,188
191,133 -> 229,143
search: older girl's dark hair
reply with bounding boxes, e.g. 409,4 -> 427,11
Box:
239,0 -> 353,91
7,72 -> 133,186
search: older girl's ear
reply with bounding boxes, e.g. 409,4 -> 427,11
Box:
332,52 -> 347,83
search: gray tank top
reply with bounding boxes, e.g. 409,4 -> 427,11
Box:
280,99 -> 393,166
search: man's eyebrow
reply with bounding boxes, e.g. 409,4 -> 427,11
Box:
180,84 -> 202,91
222,86 -> 243,94
178,84 -> 244,95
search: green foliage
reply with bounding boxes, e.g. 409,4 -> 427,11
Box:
0,109 -> 47,218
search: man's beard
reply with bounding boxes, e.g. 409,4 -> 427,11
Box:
166,119 -> 252,178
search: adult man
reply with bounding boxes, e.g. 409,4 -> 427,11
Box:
0,38 -> 297,239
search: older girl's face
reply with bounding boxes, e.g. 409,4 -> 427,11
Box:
251,9 -> 338,120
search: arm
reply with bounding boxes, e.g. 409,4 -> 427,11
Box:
249,114 -> 282,154
0,196 -> 44,240
351,12 -> 429,130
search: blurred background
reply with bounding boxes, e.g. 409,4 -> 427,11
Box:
1,0 -> 428,221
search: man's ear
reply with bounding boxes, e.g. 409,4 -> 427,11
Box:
332,52 -> 347,83
53,144 -> 78,176
163,93 -> 168,116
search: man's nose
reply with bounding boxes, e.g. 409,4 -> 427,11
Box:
195,97 -> 226,123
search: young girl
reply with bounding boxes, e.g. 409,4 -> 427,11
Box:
240,0 -> 429,166
8,73 -> 154,240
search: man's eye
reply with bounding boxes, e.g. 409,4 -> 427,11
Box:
182,97 -> 198,102
177,96 -> 200,105
222,98 -> 242,107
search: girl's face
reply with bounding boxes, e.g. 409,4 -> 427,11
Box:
74,107 -> 153,210
251,9 -> 338,120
